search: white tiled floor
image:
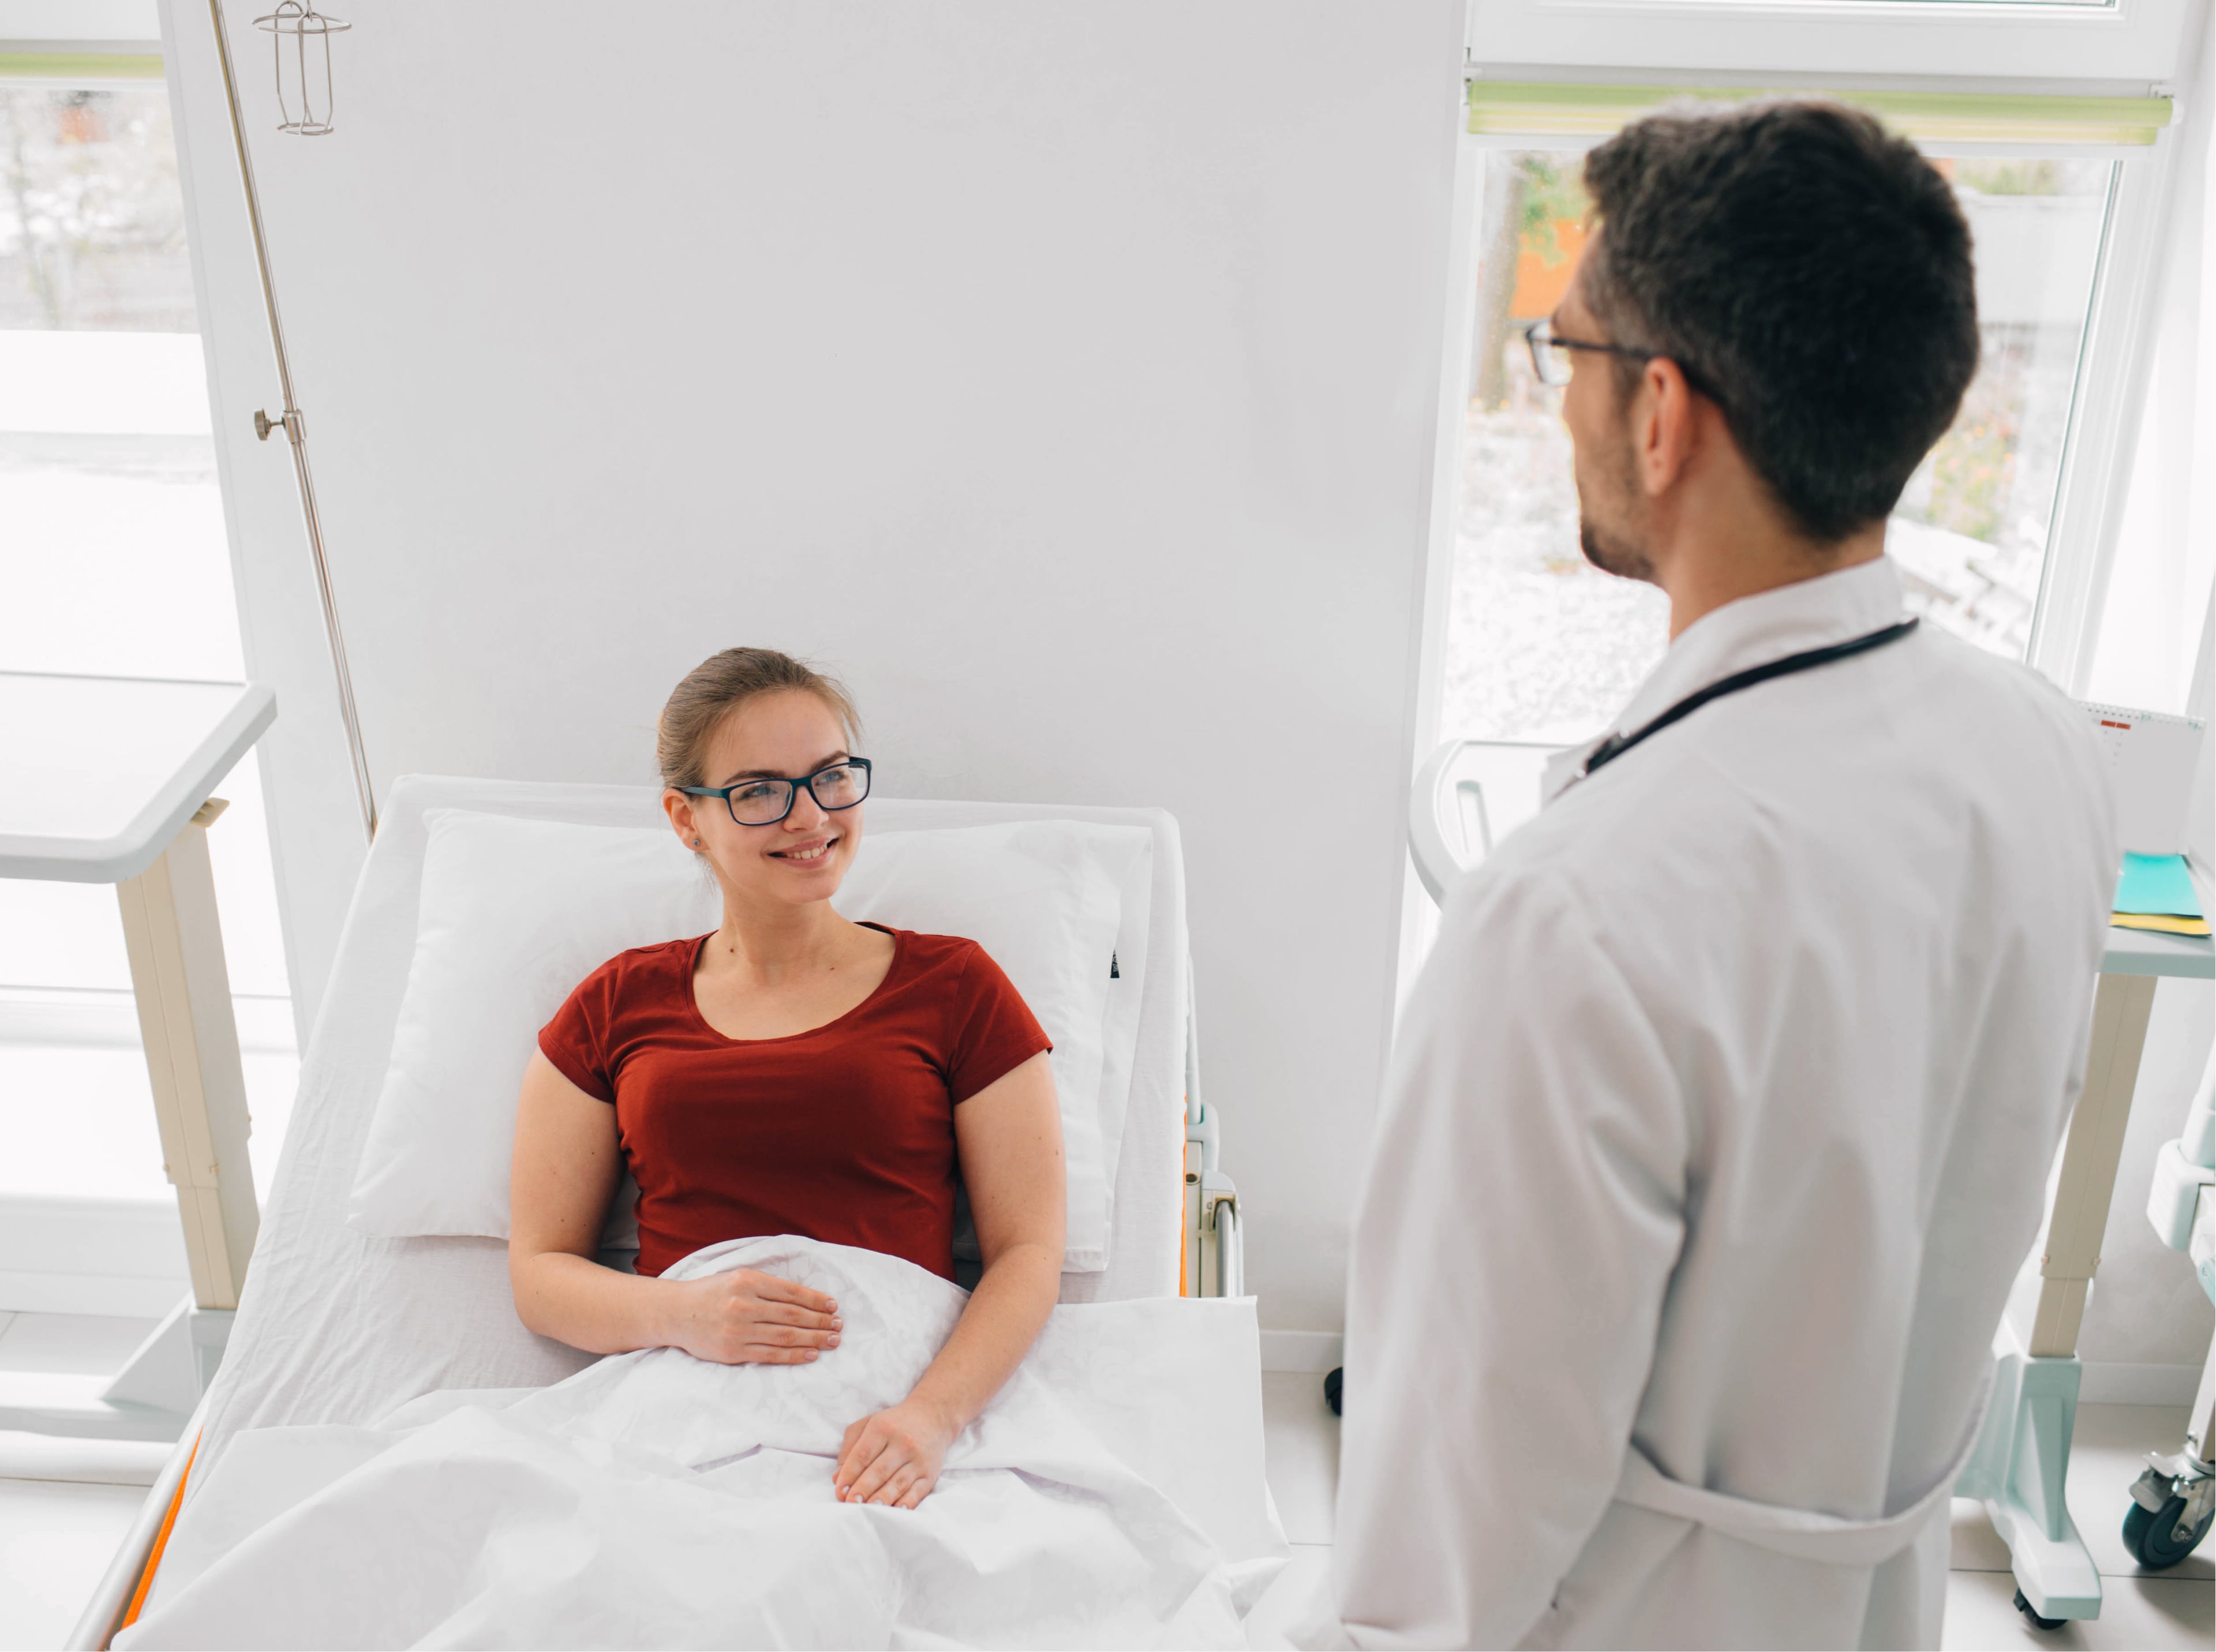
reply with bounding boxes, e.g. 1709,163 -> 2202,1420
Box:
1246,1370 -> 2215,1650
0,1330 -> 2207,1650
0,1478 -> 146,1652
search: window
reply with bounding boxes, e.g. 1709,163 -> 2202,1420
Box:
1439,143 -> 2114,746
0,72 -> 295,1268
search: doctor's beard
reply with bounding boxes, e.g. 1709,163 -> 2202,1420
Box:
1575,422 -> 1657,584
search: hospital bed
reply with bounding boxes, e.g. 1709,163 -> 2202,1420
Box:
1408,735 -> 2216,1631
69,776 -> 1259,1648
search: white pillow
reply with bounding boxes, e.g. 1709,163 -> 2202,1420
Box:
829,822 -> 1141,1268
347,808 -> 1148,1272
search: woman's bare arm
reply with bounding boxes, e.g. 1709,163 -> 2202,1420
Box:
508,1051 -> 840,1360
834,1049 -> 1065,1506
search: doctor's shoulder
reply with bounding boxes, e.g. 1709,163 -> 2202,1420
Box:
1492,739 -> 1737,883
1433,771 -> 1699,938
1914,625 -> 2113,829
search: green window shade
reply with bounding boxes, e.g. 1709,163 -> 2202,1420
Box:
0,54 -> 164,81
1468,83 -> 2172,147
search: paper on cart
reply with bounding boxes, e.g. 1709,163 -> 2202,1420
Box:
2079,702 -> 2206,855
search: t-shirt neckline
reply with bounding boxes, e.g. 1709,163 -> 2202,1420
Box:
683,921 -> 907,1047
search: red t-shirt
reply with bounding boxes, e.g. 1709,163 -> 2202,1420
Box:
537,925 -> 1050,1281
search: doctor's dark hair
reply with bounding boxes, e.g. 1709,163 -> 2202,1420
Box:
1579,100 -> 1979,543
656,647 -> 862,791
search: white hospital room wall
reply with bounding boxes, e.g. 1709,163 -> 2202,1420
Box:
159,1 -> 1470,1335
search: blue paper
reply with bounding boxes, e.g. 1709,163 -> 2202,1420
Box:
2114,852 -> 2205,919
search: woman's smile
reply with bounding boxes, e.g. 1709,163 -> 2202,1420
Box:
770,834 -> 839,863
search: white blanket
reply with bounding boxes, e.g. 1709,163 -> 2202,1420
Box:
119,1239 -> 1285,1650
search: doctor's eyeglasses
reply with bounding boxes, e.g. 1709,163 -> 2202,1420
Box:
1523,317 -> 1659,389
679,758 -> 872,826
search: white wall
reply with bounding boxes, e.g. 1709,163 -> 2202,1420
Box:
162,1 -> 1470,1332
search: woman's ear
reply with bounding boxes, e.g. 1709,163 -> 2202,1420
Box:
662,788 -> 701,850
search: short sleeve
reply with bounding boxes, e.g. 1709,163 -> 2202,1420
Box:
944,943 -> 1054,1103
538,962 -> 619,1103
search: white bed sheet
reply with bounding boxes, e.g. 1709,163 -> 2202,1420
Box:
127,1239 -> 1282,1649
160,776 -> 1192,1544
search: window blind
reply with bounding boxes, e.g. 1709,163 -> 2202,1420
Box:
1467,82 -> 2172,147
0,53 -> 164,81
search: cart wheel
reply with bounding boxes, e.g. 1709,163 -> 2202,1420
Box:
2013,1589 -> 2067,1631
2123,1494 -> 2213,1570
1323,1366 -> 1342,1418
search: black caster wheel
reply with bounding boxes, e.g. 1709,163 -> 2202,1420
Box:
2013,1589 -> 2067,1631
1323,1366 -> 1342,1417
2123,1494 -> 2213,1570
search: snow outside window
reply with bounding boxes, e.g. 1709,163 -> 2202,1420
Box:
0,81 -> 296,1208
1440,147 -> 2109,746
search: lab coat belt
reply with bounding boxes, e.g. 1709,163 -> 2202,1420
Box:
1611,1379 -> 1989,1567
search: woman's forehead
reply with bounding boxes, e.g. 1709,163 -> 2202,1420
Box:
705,690 -> 846,766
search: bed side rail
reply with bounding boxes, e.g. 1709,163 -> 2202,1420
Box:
68,1389 -> 212,1650
1182,967 -> 1242,1298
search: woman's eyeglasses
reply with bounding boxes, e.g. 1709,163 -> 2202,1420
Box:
679,758 -> 872,827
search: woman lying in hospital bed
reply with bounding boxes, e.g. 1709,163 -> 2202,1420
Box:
116,650 -> 1266,1650
511,647 -> 1065,1514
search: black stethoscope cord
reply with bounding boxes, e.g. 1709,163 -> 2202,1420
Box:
1582,617 -> 1921,779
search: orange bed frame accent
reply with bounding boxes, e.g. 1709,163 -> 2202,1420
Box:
119,1433 -> 199,1632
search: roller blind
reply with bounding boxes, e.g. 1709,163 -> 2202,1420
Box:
0,53 -> 163,80
1467,83 -> 2173,147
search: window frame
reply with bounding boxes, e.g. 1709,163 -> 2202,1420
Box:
1466,0 -> 2198,87
2019,134 -> 2174,689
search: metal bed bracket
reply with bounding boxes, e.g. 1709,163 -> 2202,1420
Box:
1181,968 -> 1244,1298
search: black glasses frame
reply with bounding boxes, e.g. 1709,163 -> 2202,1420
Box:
678,757 -> 873,827
1523,317 -> 1726,411
1523,316 -> 1656,388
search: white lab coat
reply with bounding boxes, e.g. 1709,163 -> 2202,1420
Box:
1326,558 -> 2116,1650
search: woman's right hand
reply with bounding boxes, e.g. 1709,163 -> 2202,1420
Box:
664,1268 -> 843,1365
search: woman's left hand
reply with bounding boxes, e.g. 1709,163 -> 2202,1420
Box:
833,1398 -> 957,1509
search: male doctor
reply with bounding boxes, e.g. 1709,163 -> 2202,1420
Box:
1322,103 -> 2116,1647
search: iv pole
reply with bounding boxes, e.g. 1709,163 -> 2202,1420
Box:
205,0 -> 377,840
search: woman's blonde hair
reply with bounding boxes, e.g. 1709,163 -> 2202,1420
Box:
656,648 -> 861,791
